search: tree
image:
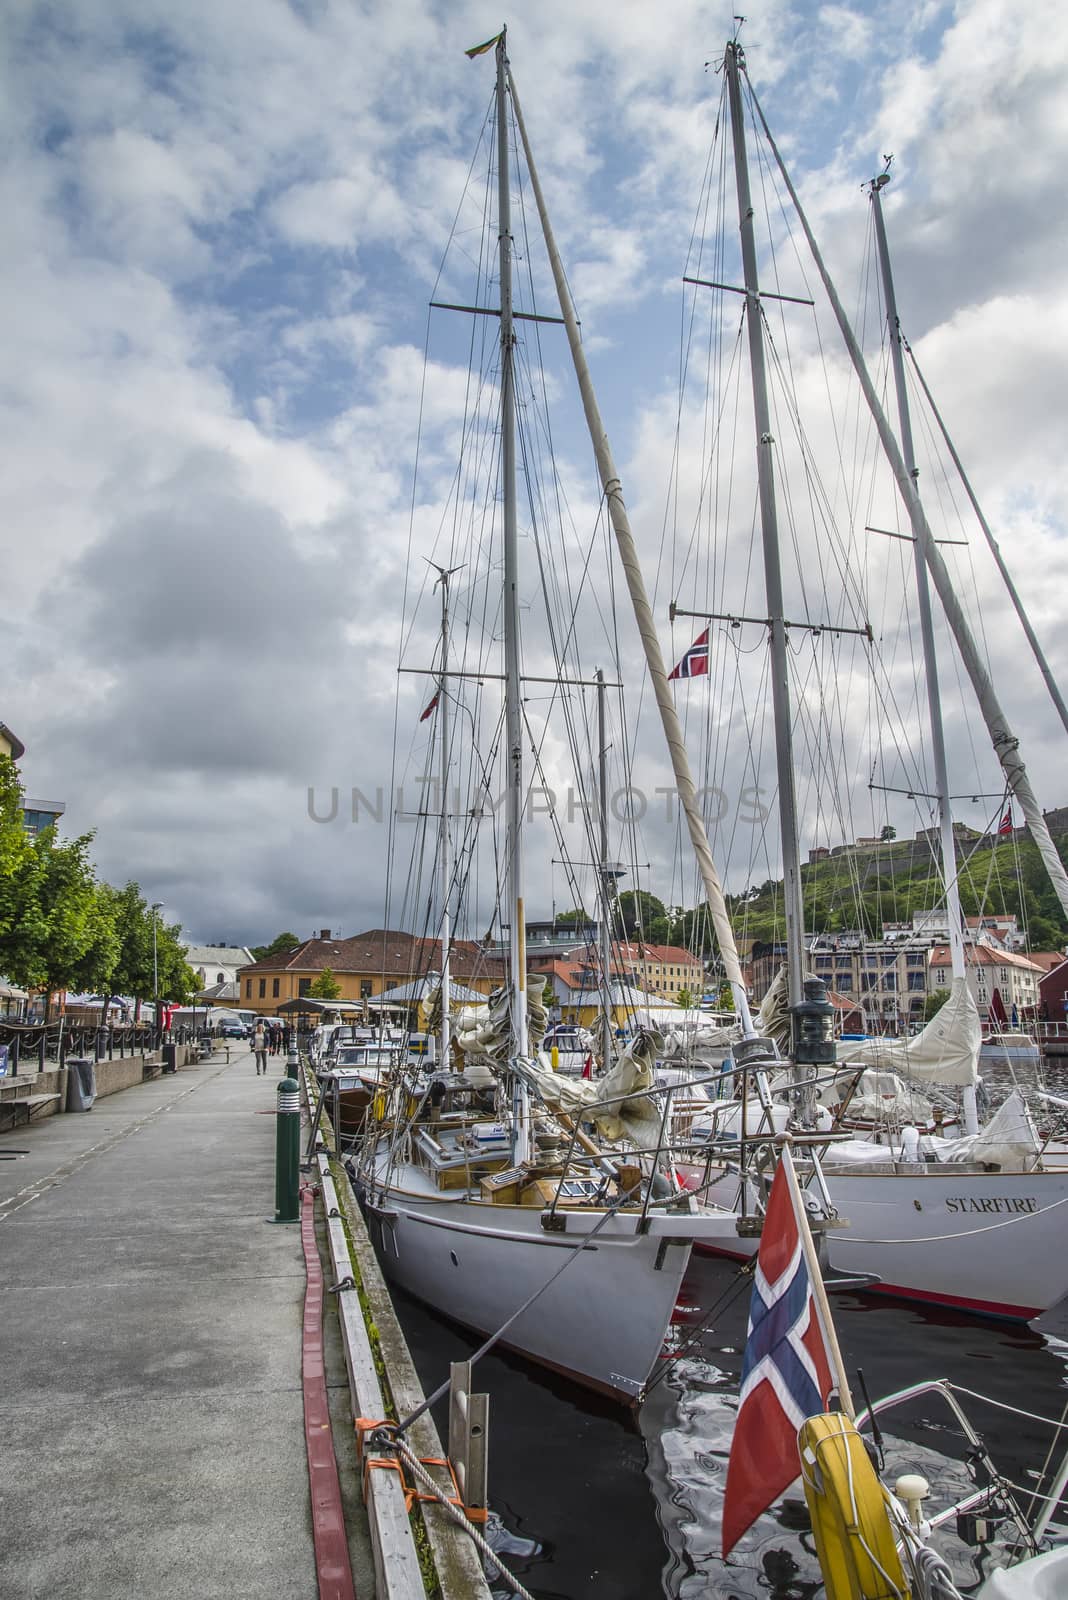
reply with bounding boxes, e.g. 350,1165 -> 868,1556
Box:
250,930 -> 301,962
676,986 -> 695,1010
879,824 -> 897,842
308,967 -> 341,1000
0,755 -> 46,982
617,890 -> 667,938
541,977 -> 555,1011
154,917 -> 201,1003
12,831 -> 120,1017
923,988 -> 951,1021
553,908 -> 589,930
97,883 -> 156,1020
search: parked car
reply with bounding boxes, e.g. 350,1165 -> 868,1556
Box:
218,1017 -> 248,1040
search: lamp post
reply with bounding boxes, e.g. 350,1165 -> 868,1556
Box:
151,903 -> 162,1045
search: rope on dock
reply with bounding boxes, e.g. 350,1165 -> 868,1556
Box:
377,1429 -> 540,1600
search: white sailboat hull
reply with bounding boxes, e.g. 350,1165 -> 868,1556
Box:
687,1163 -> 1068,1320
361,1166 -> 700,1399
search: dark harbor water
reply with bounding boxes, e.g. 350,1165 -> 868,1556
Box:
387,1057 -> 1068,1597
393,1256 -> 1068,1599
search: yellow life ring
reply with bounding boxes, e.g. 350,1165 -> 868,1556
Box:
798,1413 -> 909,1600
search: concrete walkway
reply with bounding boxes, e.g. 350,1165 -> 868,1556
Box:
0,1045 -> 370,1600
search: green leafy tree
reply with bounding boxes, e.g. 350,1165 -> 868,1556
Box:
879,824 -> 897,842
13,830 -> 120,1017
250,930 -> 301,962
155,918 -> 200,1003
553,908 -> 589,930
308,967 -> 341,1000
617,890 -> 667,939
923,987 -> 951,1021
95,882 -> 158,1020
676,986 -> 695,1010
0,755 -> 46,982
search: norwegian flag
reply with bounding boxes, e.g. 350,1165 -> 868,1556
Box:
668,628 -> 709,681
998,803 -> 1013,837
721,1152 -> 836,1557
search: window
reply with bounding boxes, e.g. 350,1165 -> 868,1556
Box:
360,980 -> 373,998
837,974 -> 853,992
298,978 -> 311,997
814,956 -> 832,970
906,953 -> 925,967
245,979 -> 252,998
908,972 -> 925,991
216,972 -> 225,985
883,972 -> 897,991
272,978 -> 280,997
258,978 -> 266,998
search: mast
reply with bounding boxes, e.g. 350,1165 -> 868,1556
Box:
747,78 -> 1068,929
596,669 -> 615,1068
506,62 -> 757,1038
433,565 -> 456,1068
495,32 -> 529,1063
904,345 -> 1068,742
869,172 -> 978,1134
723,40 -> 806,1022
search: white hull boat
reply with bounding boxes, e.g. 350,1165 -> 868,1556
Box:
687,1156 -> 1068,1319
360,1120 -> 746,1400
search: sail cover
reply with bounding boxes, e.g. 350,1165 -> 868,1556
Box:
519,1029 -> 665,1148
838,976 -> 980,1087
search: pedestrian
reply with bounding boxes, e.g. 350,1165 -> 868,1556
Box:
253,1023 -> 268,1076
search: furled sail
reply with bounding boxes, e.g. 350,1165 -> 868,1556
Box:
837,976 -> 980,1088
519,1029 -> 665,1147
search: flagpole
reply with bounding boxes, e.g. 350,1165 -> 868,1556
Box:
780,1144 -> 855,1420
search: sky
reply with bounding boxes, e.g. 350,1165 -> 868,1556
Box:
5,0 -> 1068,949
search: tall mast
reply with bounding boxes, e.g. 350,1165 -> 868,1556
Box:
596,669 -> 615,1068
506,61 -> 757,1037
869,173 -> 977,1133
904,345 -> 1068,742
747,76 -> 1068,930
495,32 -> 529,1061
433,564 -> 456,1068
723,40 -> 806,1019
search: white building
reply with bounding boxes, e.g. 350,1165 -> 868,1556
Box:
185,943 -> 255,989
929,944 -> 1043,1024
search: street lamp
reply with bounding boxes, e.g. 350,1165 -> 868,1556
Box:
151,903 -> 162,1043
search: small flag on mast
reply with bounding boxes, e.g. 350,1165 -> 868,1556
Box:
419,688 -> 441,723
998,803 -> 1013,836
465,32 -> 502,58
668,628 -> 709,681
721,1151 -> 837,1558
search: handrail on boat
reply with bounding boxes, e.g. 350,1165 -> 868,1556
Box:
852,1377 -> 1068,1553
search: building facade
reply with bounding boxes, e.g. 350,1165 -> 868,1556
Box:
928,944 -> 1043,1026
236,929 -> 505,1017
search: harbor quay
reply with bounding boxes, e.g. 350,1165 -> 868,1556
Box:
0,1040 -> 489,1600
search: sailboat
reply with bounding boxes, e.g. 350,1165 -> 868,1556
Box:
351,31 -> 758,1403
660,36 -> 1068,1322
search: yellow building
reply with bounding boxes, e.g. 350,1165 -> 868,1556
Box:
0,722 -> 25,762
237,928 -> 505,1017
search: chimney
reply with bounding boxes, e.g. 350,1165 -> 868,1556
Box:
319,928 -> 331,940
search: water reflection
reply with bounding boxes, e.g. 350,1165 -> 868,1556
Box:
388,1257 -> 1068,1598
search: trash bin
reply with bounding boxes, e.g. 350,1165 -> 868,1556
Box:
161,1043 -> 178,1074
66,1056 -> 97,1111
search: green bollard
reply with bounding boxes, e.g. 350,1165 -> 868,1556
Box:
274,1075 -> 301,1223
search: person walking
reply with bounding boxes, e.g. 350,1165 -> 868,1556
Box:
253,1022 -> 268,1076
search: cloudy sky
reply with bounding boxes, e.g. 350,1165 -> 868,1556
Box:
5,0 -> 1068,948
